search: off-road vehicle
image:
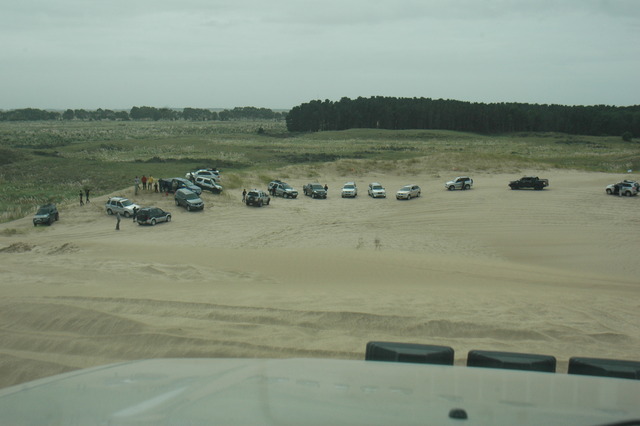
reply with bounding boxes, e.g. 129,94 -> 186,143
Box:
136,207 -> 171,225
341,182 -> 358,198
606,181 -> 638,196
445,176 -> 473,190
33,203 -> 59,226
245,189 -> 271,207
105,197 -> 140,217
175,188 -> 205,211
194,176 -> 223,194
508,176 -> 549,190
303,183 -> 327,199
269,180 -> 298,198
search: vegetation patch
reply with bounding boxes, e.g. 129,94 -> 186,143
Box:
1,120 -> 638,223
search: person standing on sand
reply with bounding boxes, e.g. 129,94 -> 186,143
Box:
116,212 -> 121,230
242,189 -> 247,203
324,184 -> 328,192
132,206 -> 138,223
79,191 -> 84,206
141,175 -> 148,190
154,181 -> 159,193
148,175 -> 154,191
134,176 -> 140,195
85,188 -> 90,203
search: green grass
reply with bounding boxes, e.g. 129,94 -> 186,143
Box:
0,120 -> 638,222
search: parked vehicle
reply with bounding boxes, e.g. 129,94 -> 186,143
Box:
105,197 -> 140,217
445,176 -> 473,191
303,183 -> 327,199
269,180 -> 298,198
509,176 -> 549,190
186,169 -> 221,182
245,189 -> 271,207
396,185 -> 421,200
341,182 -> 358,198
164,178 -> 202,195
194,176 -> 223,194
606,181 -> 638,196
136,207 -> 171,225
33,203 -> 59,226
175,188 -> 205,211
367,183 -> 386,198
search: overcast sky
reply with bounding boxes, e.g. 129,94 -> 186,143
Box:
1,0 -> 638,110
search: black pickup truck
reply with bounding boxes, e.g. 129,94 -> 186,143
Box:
509,176 -> 549,190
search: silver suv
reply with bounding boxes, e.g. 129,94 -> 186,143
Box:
105,197 -> 140,217
194,176 -> 223,194
341,182 -> 358,198
445,176 -> 473,191
245,189 -> 270,207
269,180 -> 298,198
175,188 -> 204,211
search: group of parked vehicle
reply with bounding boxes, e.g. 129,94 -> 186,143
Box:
32,173 -> 638,227
102,169 -> 222,225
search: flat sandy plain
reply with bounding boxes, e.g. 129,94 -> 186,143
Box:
0,167 -> 639,388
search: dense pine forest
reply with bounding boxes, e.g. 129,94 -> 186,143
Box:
285,97 -> 640,138
2,98 -> 639,139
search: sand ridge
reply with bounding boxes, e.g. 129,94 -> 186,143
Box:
0,169 -> 638,388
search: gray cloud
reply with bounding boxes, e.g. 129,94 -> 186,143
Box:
1,0 -> 638,109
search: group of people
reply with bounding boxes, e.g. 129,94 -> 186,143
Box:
134,175 -> 160,194
79,188 -> 90,205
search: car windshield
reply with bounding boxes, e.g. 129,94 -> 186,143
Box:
282,184 -> 292,190
312,184 -> 323,190
344,185 -> 355,189
36,207 -> 49,215
372,185 -> 383,190
248,192 -> 259,196
401,186 -> 411,191
119,200 -> 132,207
186,193 -> 199,199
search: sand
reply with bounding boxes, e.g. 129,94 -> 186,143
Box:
1,169 -> 639,388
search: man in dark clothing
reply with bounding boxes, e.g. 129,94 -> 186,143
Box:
132,207 -> 138,222
79,191 -> 84,206
85,189 -> 91,203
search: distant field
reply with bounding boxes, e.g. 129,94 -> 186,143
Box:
0,120 -> 638,222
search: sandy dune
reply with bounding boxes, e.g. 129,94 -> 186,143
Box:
1,169 -> 639,388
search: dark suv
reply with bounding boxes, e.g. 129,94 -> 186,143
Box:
136,207 -> 172,225
33,204 -> 59,226
245,189 -> 270,207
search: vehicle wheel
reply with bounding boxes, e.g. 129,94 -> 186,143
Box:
187,205 -> 192,211
123,211 -> 131,218
33,223 -> 37,227
606,188 -> 612,194
55,213 -> 59,221
166,215 -> 171,222
464,184 -> 470,190
417,192 -> 421,197
267,199 -> 270,205
448,186 -> 455,191
625,191 -> 632,197
151,218 -> 156,226
175,200 -> 180,206
48,218 -> 53,225
107,209 -> 113,215
258,200 -> 263,207
407,194 -> 411,200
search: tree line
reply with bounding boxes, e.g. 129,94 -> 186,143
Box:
286,96 -> 640,137
0,106 -> 286,122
